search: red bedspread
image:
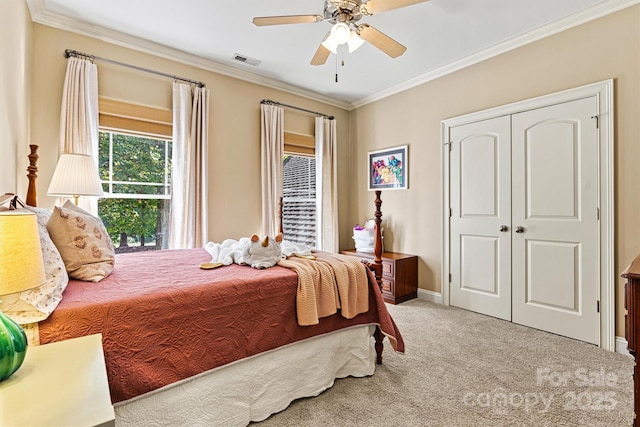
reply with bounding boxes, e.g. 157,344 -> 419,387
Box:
38,249 -> 404,403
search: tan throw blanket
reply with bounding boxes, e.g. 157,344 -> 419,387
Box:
278,252 -> 369,326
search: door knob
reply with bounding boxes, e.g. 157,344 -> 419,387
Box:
499,225 -> 508,232
515,226 -> 525,233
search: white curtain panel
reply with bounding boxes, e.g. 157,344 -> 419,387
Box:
315,116 -> 338,252
169,83 -> 209,249
58,56 -> 99,214
260,104 -> 284,237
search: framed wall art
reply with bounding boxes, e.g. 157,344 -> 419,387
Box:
368,145 -> 408,190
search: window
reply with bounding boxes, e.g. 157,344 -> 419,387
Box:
282,131 -> 317,248
97,97 -> 173,253
98,131 -> 172,252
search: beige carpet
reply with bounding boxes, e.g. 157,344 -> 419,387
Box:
254,299 -> 634,426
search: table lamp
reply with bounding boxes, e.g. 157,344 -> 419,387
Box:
0,211 -> 46,381
47,153 -> 104,205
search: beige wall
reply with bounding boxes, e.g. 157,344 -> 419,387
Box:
4,1 -> 639,339
350,6 -> 640,337
0,0 -> 31,194
27,24 -> 353,246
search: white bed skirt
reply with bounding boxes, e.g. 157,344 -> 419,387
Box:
114,324 -> 376,426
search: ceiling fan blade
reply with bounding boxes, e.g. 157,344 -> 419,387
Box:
357,24 -> 407,58
364,0 -> 430,15
253,15 -> 323,26
310,44 -> 331,66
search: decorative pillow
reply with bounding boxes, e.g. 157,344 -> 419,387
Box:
0,206 -> 69,325
46,201 -> 115,282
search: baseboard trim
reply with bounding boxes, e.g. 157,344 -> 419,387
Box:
417,289 -> 443,305
616,336 -> 631,356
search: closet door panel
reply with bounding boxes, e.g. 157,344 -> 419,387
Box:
511,97 -> 600,345
526,122 -> 578,219
449,115 -> 511,321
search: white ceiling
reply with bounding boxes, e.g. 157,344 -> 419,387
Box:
28,0 -> 629,108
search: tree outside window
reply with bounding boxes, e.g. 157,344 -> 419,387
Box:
98,131 -> 172,253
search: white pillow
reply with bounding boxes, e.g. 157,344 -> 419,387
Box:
46,201 -> 115,282
0,206 -> 69,325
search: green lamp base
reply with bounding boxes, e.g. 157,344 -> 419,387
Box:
0,308 -> 28,382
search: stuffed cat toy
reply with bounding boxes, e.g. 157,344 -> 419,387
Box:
205,233 -> 283,269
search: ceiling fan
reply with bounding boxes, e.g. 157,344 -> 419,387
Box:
253,0 -> 430,66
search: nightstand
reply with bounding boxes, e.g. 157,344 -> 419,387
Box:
0,333 -> 115,427
342,249 -> 418,304
622,255 -> 640,426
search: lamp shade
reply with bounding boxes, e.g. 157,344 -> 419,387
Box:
330,22 -> 350,44
347,31 -> 365,53
0,212 -> 44,382
47,153 -> 104,199
322,27 -> 364,55
0,212 -> 45,295
321,33 -> 339,54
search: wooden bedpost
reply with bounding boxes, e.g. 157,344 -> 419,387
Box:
26,145 -> 39,207
372,190 -> 383,290
372,190 -> 385,364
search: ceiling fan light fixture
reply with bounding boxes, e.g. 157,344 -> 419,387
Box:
329,22 -> 351,45
347,31 -> 365,53
321,33 -> 339,54
256,0 -> 424,67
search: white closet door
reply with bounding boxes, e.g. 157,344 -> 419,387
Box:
449,116 -> 512,321
511,97 -> 600,345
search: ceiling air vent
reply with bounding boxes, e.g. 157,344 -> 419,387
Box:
232,54 -> 261,67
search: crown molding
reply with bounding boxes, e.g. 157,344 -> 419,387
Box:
351,0 -> 640,109
25,0 -> 351,111
27,0 -> 640,111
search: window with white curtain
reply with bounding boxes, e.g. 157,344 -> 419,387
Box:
282,154 -> 316,247
97,97 -> 173,252
282,131 -> 317,247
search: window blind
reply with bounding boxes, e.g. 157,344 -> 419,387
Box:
99,97 -> 172,138
284,131 -> 314,156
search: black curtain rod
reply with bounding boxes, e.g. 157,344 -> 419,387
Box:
261,99 -> 334,120
65,49 -> 205,88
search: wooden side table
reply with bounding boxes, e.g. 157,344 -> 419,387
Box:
0,334 -> 115,427
342,249 -> 418,304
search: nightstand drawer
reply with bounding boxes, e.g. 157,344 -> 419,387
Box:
382,278 -> 393,293
382,261 -> 394,277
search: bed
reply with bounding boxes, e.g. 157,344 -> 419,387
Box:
10,146 -> 404,426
